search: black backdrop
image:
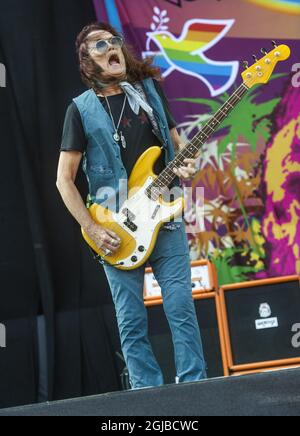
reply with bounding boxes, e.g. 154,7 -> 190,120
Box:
0,0 -> 123,408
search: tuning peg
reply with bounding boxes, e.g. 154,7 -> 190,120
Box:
261,48 -> 268,55
252,54 -> 258,62
243,61 -> 249,70
272,40 -> 278,48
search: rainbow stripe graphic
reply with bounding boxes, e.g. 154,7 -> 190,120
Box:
144,19 -> 238,97
247,0 -> 300,14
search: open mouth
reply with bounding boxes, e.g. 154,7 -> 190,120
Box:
108,53 -> 121,67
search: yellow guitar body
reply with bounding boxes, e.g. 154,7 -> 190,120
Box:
81,146 -> 184,270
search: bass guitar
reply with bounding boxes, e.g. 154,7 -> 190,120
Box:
82,43 -> 290,270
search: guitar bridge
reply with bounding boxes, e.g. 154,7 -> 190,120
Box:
151,205 -> 161,220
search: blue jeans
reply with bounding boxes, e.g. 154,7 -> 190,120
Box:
102,222 -> 207,389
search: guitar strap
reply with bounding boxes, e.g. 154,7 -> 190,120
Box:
134,82 -> 182,233
88,82 -> 180,265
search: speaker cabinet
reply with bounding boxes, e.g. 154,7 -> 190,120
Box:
144,260 -> 218,303
219,275 -> 300,373
147,292 -> 228,382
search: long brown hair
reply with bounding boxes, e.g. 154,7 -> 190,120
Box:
76,22 -> 161,90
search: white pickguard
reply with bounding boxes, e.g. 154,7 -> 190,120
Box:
112,177 -> 183,268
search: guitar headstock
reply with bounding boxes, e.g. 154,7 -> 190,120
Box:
241,42 -> 290,89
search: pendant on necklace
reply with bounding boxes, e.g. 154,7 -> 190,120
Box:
120,132 -> 127,149
113,132 -> 120,142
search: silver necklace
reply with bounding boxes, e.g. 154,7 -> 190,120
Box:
104,94 -> 127,149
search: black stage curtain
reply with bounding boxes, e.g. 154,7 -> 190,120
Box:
0,0 -> 122,408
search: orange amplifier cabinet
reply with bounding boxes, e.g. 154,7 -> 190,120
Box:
144,260 -> 218,303
219,275 -> 300,374
232,364 -> 300,377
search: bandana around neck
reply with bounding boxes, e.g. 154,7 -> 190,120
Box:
94,79 -> 154,117
119,81 -> 153,117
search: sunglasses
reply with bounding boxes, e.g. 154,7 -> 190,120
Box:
89,36 -> 124,55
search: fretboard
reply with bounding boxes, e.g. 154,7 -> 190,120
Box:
146,83 -> 249,199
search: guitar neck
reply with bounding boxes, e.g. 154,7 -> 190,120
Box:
149,83 -> 249,195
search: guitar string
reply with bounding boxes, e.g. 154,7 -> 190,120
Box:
102,54 -> 278,263
146,83 -> 249,199
153,84 -> 248,188
104,74 -> 255,261
104,84 -> 250,263
147,86 -> 248,195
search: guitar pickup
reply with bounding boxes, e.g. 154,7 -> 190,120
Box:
124,220 -> 138,232
122,208 -> 136,222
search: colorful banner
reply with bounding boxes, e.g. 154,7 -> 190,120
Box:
247,0 -> 300,14
94,0 -> 300,285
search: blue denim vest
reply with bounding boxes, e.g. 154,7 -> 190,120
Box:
73,78 -> 176,213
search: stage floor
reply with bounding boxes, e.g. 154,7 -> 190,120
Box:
1,367 -> 300,416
